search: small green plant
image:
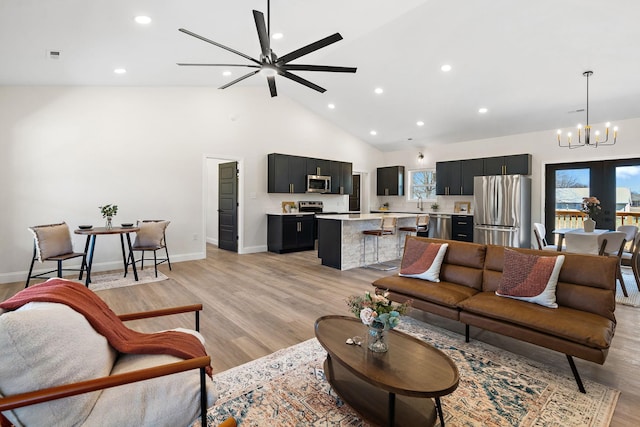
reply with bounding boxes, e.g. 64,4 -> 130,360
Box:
99,204 -> 118,218
430,202 -> 439,211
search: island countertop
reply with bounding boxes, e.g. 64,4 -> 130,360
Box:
316,213 -> 417,221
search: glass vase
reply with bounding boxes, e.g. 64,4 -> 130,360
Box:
105,216 -> 113,230
367,321 -> 389,353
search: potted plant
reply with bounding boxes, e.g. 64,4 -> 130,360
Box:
99,204 -> 118,229
430,202 -> 439,212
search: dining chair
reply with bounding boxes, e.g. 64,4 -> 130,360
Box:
598,231 -> 628,297
25,222 -> 88,288
397,214 -> 430,256
362,216 -> 397,270
533,222 -> 561,251
617,225 -> 638,253
621,232 -> 640,292
126,220 -> 171,277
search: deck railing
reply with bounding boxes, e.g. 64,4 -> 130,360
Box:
554,209 -> 640,230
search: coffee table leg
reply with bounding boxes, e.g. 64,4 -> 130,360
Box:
388,392 -> 395,427
435,397 -> 445,427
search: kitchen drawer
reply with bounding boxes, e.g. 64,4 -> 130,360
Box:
452,215 -> 473,242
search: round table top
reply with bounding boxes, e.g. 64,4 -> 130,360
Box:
314,315 -> 459,398
74,226 -> 140,235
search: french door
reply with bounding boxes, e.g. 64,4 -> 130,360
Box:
544,158 -> 640,242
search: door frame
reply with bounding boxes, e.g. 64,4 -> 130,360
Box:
202,154 -> 244,254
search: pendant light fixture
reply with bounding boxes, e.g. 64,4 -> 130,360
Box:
557,71 -> 618,148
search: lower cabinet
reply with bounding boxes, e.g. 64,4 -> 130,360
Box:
267,214 -> 315,253
452,215 -> 473,242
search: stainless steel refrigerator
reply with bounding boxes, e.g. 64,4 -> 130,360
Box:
473,175 -> 531,248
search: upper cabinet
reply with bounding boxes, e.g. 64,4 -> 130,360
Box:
483,154 -> 531,175
268,153 -> 352,194
377,166 -> 404,196
436,154 -> 531,195
331,161 -> 353,195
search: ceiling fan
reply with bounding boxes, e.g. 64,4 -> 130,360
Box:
177,0 -> 356,97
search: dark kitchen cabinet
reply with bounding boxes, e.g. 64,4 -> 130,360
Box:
377,166 -> 404,196
306,158 -> 331,176
436,161 -> 461,195
483,154 -> 531,175
267,214 -> 315,253
268,153 -> 306,193
436,158 -> 485,195
330,161 -> 353,195
452,215 -> 473,242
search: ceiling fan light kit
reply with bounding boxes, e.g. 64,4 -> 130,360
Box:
557,71 -> 618,149
177,0 -> 356,97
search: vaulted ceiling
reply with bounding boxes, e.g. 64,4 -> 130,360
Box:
2,0 -> 639,151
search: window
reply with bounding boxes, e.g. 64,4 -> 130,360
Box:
408,169 -> 436,201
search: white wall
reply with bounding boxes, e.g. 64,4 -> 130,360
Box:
0,86 -> 382,283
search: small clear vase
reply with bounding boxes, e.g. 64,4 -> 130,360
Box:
105,216 -> 113,230
367,321 -> 389,353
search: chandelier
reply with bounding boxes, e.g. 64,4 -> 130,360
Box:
557,71 -> 618,148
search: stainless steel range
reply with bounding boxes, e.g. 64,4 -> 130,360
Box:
298,201 -> 324,240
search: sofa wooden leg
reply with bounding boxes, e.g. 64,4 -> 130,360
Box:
465,324 -> 470,343
566,354 -> 586,393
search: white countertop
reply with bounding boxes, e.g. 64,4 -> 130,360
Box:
267,212 -> 315,216
317,213 -> 417,221
370,210 -> 473,216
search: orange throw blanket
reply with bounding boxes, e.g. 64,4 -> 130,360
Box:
0,279 -> 212,377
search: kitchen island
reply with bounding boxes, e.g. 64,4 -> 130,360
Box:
316,213 -> 417,270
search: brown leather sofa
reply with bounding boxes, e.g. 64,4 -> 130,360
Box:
373,236 -> 618,393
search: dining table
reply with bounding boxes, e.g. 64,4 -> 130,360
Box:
553,228 -> 609,254
74,226 -> 140,286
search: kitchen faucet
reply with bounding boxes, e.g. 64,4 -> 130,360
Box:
418,195 -> 424,211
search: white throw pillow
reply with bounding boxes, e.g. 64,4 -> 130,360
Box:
399,239 -> 448,282
0,302 -> 116,426
28,222 -> 73,261
134,221 -> 169,248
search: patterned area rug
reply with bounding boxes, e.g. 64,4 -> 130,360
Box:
68,270 -> 168,291
199,317 -> 619,427
616,267 -> 640,307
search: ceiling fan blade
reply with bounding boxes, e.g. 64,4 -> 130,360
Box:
277,33 -> 343,65
267,76 -> 277,97
282,64 -> 357,73
281,71 -> 326,93
177,63 -> 260,68
253,10 -> 270,59
219,70 -> 260,89
179,28 -> 261,65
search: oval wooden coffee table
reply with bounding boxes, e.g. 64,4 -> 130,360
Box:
315,315 -> 459,427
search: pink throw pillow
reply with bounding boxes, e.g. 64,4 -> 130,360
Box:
399,239 -> 448,282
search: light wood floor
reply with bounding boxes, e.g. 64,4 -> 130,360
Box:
2,245 -> 638,426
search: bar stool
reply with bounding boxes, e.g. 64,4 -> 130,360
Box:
363,216 -> 397,270
397,214 -> 430,256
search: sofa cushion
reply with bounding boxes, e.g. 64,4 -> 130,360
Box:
84,329 -> 216,427
399,240 -> 448,282
458,292 -> 615,349
374,275 -> 478,308
496,249 -> 565,308
0,302 -> 116,427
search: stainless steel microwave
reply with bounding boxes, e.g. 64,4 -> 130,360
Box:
307,175 -> 331,193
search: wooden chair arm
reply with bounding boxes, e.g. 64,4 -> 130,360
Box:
117,303 -> 202,321
0,355 -> 210,412
117,303 -> 203,331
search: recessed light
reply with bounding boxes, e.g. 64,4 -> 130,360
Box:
478,107 -> 488,114
441,64 -> 452,72
272,32 -> 283,40
416,121 -> 425,126
374,87 -> 384,95
328,103 -> 335,109
134,16 -> 152,25
370,130 -> 377,136
222,70 -> 232,77
114,68 -> 127,74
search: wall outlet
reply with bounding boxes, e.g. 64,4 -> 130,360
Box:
192,234 -> 198,241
